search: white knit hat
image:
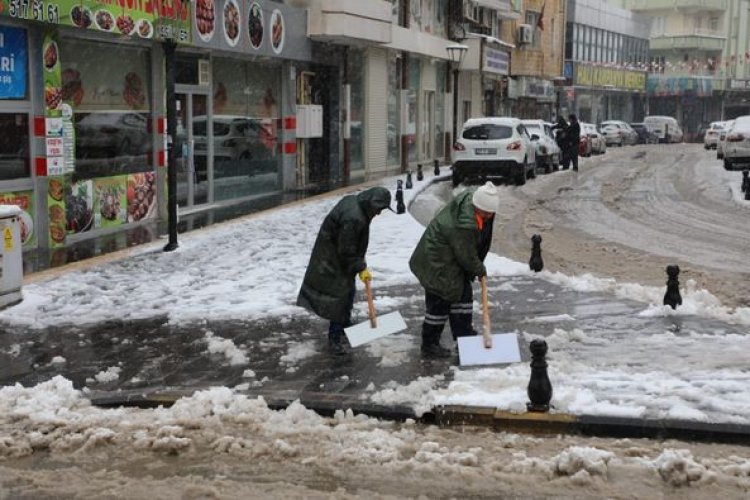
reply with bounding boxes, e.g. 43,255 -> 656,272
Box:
472,181 -> 498,213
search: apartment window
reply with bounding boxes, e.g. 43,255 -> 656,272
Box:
525,11 -> 540,48
709,17 -> 719,32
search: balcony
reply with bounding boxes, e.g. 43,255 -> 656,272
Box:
650,29 -> 726,51
307,0 -> 392,45
627,0 -> 727,12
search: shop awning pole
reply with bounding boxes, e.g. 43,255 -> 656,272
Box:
163,41 -> 179,252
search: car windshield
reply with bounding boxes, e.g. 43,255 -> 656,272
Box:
462,124 -> 512,140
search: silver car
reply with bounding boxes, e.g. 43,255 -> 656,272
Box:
722,116 -> 750,170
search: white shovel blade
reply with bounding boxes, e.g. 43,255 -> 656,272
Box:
345,311 -> 407,348
457,333 -> 522,367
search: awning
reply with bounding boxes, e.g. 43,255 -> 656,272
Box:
474,0 -> 510,9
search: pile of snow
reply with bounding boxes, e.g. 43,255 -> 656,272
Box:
204,331 -> 248,366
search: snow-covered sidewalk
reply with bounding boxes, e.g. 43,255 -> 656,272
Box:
2,172 -> 750,426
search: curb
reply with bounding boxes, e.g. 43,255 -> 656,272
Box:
90,390 -> 750,445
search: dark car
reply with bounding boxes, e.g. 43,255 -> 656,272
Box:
630,123 -> 658,144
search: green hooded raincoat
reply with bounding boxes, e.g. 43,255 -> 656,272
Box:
297,187 -> 392,324
409,190 -> 489,303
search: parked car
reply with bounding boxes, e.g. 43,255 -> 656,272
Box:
581,122 -> 606,154
643,115 -> 683,143
716,120 -> 734,160
599,120 -> 637,146
703,121 -> 728,150
452,117 -> 536,186
630,123 -> 659,144
522,119 -> 561,173
578,133 -> 592,157
722,115 -> 750,170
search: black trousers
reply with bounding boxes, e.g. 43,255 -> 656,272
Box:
421,279 -> 475,346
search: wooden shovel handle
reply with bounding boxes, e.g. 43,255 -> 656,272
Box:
365,279 -> 377,328
481,276 -> 492,349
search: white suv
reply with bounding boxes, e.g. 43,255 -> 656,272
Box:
522,119 -> 561,174
722,115 -> 750,170
452,117 -> 537,186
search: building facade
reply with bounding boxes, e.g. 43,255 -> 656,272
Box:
562,0 -> 650,124
611,0 -> 729,138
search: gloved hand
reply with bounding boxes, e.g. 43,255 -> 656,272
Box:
358,268 -> 372,283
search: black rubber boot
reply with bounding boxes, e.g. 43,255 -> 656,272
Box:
328,331 -> 348,355
421,343 -> 452,358
421,326 -> 452,358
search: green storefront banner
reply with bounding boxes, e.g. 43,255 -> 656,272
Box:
0,0 -> 190,42
574,63 -> 646,92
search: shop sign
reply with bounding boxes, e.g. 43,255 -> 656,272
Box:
517,76 -> 554,101
647,75 -> 713,97
574,63 -> 646,91
483,47 -> 508,76
729,79 -> 750,90
191,0 -> 311,61
47,176 -> 65,247
0,0 -> 191,42
0,25 -> 27,99
0,190 -> 35,248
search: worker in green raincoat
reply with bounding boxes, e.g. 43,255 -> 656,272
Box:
297,187 -> 393,354
409,181 -> 497,358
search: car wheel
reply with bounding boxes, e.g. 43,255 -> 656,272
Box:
515,162 -> 527,186
724,158 -> 733,171
451,168 -> 462,187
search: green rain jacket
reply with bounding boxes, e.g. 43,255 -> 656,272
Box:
409,189 -> 491,302
297,187 -> 392,324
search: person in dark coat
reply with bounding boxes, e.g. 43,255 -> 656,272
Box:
566,114 -> 581,171
551,116 -> 568,170
297,187 -> 393,354
409,182 -> 497,358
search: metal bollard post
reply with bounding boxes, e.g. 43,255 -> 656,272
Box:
527,339 -> 552,412
663,265 -> 682,310
434,159 -> 440,176
405,171 -> 413,189
417,164 -> 424,181
742,170 -> 749,193
395,180 -> 406,214
529,234 -> 544,272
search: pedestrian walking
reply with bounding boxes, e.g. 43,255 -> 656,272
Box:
566,114 -> 581,171
297,187 -> 393,354
409,182 -> 497,358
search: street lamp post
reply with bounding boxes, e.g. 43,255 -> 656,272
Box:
446,43 -> 468,150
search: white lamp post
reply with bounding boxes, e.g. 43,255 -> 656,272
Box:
446,43 -> 469,148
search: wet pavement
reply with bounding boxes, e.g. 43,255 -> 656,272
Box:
2,275 -> 746,419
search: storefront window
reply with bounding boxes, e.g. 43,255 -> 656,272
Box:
212,57 -> 281,202
349,51 -> 365,172
61,40 -> 152,179
408,59 -> 420,163
0,114 -> 29,180
387,53 -> 401,166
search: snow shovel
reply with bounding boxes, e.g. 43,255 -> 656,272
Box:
457,276 -> 522,367
345,280 -> 407,348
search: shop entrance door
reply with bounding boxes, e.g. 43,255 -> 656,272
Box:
175,92 -> 210,209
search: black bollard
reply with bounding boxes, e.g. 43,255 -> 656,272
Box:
746,182 -> 750,201
663,265 -> 682,310
742,170 -> 749,193
405,171 -> 413,189
527,339 -> 552,412
434,159 -> 440,176
529,234 -> 544,272
395,180 -> 406,214
417,164 -> 424,181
